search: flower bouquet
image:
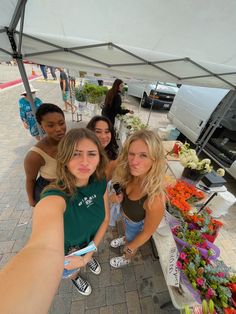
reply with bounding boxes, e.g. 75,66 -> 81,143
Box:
172,222 -> 220,260
178,142 -> 225,182
177,246 -> 235,313
166,180 -> 205,218
184,208 -> 224,243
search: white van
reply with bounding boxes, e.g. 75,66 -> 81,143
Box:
168,85 -> 236,180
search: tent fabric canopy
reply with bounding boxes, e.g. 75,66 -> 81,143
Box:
1,0 -> 236,89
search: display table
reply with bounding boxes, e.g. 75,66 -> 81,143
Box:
152,230 -> 197,309
152,141 -> 229,310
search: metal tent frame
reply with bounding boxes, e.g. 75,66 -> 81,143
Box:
1,0 -> 236,151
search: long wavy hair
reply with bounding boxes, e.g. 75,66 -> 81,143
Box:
112,130 -> 166,205
86,115 -> 119,160
104,79 -> 123,108
45,128 -> 108,196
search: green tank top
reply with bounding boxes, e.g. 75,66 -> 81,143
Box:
42,178 -> 107,254
122,191 -> 148,222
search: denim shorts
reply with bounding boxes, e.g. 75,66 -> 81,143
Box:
122,215 -> 144,242
33,176 -> 50,204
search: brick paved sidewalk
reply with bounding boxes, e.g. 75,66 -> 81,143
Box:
0,77 -> 179,314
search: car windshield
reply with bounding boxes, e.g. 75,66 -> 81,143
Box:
159,82 -> 177,87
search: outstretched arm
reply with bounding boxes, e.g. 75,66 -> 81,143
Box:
0,195 -> 66,314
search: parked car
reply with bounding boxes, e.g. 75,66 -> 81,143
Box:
128,81 -> 179,110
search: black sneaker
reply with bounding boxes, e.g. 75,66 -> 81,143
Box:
87,257 -> 101,275
72,275 -> 92,296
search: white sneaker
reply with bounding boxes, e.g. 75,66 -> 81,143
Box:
87,257 -> 101,275
110,255 -> 131,268
110,236 -> 126,248
72,275 -> 92,296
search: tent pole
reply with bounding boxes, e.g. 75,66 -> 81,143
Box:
8,0 -> 27,32
147,81 -> 158,125
7,0 -> 43,137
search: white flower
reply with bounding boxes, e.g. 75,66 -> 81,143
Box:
201,158 -> 211,164
216,168 -> 225,177
204,164 -> 213,173
188,162 -> 197,169
189,149 -> 197,156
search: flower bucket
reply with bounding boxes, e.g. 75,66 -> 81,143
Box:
173,235 -> 220,260
181,168 -> 205,183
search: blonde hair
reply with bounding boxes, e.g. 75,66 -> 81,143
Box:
112,130 -> 166,205
45,128 -> 108,196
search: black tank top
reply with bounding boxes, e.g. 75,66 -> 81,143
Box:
122,191 -> 148,222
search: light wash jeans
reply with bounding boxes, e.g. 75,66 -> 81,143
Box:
122,215 -> 144,242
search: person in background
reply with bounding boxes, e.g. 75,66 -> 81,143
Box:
39,64 -> 47,80
109,130 -> 165,267
18,84 -> 42,141
24,103 -> 66,207
87,116 -> 120,226
69,76 -> 76,107
49,66 -> 57,80
59,68 -> 76,113
86,115 -> 119,180
102,78 -> 134,125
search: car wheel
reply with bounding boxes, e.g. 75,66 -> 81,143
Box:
141,93 -> 148,108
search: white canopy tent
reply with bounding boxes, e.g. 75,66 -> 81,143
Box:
1,0 -> 236,89
1,0 -> 236,149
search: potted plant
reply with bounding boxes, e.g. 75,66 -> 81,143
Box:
83,83 -> 108,116
75,88 -> 87,112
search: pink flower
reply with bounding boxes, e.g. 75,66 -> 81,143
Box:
217,272 -> 225,277
176,261 -> 183,269
196,278 -> 204,286
179,252 -> 187,260
206,287 -> 215,298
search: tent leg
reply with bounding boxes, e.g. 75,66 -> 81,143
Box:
6,0 -> 43,138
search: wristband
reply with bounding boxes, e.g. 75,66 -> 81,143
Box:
126,247 -> 134,254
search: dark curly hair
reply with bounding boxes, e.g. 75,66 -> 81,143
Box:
86,115 -> 119,160
36,103 -> 64,124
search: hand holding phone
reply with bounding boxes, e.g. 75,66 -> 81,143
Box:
113,183 -> 122,195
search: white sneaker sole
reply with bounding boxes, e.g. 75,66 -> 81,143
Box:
110,256 -> 131,268
110,237 -> 126,248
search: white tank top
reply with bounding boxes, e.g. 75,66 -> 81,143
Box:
30,146 -> 57,180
